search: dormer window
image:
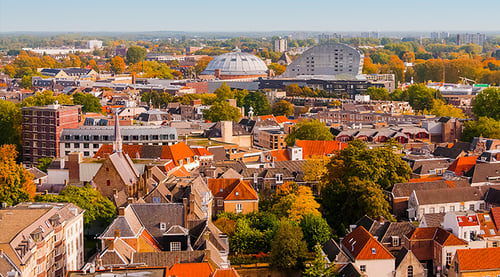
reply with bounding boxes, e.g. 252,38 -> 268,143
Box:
276,174 -> 283,184
160,222 -> 167,231
235,192 -> 239,196
371,248 -> 376,254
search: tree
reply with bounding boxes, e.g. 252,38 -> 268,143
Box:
270,220 -> 307,270
126,46 -> 147,64
0,100 -> 22,150
285,120 -> 334,146
35,184 -> 116,228
110,56 -> 126,74
299,213 -> 331,251
230,217 -> 265,254
288,186 -> 321,222
367,87 -> 390,101
429,99 -> 465,118
462,117 -> 500,142
268,63 -> 286,75
286,84 -> 303,96
214,83 -> 234,101
321,140 -> 411,233
22,90 -> 73,107
472,88 -> 500,120
141,91 -> 173,108
272,100 -> 294,116
388,55 -> 405,84
303,156 -> 330,193
73,92 -> 102,113
243,91 -> 271,116
88,59 -> 99,72
406,84 -> 440,111
195,56 -> 213,75
36,157 -> 54,173
303,245 -> 337,277
203,101 -> 241,122
0,145 -> 35,206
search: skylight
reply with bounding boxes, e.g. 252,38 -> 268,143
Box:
371,248 -> 376,254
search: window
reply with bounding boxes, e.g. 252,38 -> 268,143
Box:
450,205 -> 455,212
153,197 -> 161,203
440,207 -> 445,213
276,174 -> 283,184
371,248 -> 376,254
407,266 -> 413,277
65,143 -> 70,148
74,143 -> 80,148
430,207 -> 435,213
493,242 -> 498,247
218,200 -> 224,207
236,203 -> 243,213
83,143 -> 89,148
446,252 -> 452,265
170,241 -> 181,251
160,222 -> 167,231
106,180 -> 110,186
359,265 -> 366,272
392,236 -> 400,247
460,205 -> 465,211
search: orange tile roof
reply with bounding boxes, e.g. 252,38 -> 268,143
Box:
275,115 -> 289,124
408,177 -> 442,183
447,156 -> 478,176
192,147 -> 213,157
161,142 -> 195,166
259,115 -> 275,121
477,212 -> 499,237
296,140 -> 347,159
169,165 -> 190,177
341,226 -> 394,260
408,227 -> 437,240
456,215 -> 479,227
491,207 -> 500,231
169,262 -> 213,277
456,248 -> 500,271
408,227 -> 467,246
268,149 -> 290,161
207,179 -> 258,201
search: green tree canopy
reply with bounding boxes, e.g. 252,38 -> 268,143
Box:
0,100 -> 22,150
286,84 -> 303,97
367,87 -> 390,101
35,184 -> 116,228
272,100 -> 294,116
36,157 -> 54,173
472,88 -> 500,120
270,220 -> 307,270
321,140 -> 411,234
406,84 -> 441,111
303,245 -> 337,277
299,213 -> 331,251
462,117 -> 500,142
22,90 -> 73,107
243,91 -> 271,116
141,91 -> 173,108
214,83 -> 234,101
0,145 -> 35,206
73,92 -> 102,113
126,46 -> 147,64
428,99 -> 465,118
203,101 -> 241,122
285,119 -> 334,146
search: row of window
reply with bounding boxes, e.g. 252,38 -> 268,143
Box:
421,203 -> 484,214
63,134 -> 176,141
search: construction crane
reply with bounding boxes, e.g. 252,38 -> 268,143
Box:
459,77 -> 475,85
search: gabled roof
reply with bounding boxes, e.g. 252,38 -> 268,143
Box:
27,167 -> 47,179
446,156 -> 478,176
341,226 -> 394,260
456,214 -> 479,227
456,247 -> 500,271
207,178 -> 258,201
407,227 -> 467,246
168,165 -> 190,177
491,207 -> 500,231
192,147 -> 213,157
392,180 -> 470,198
477,212 -> 499,237
322,239 -> 350,264
109,152 -> 140,186
132,251 -> 206,268
420,213 -> 445,227
413,187 -> 482,205
467,162 -> 500,185
219,168 -> 242,179
267,149 -> 290,162
162,142 -> 196,166
169,262 -> 213,277
101,206 -> 143,238
338,263 -> 362,277
295,140 -> 347,159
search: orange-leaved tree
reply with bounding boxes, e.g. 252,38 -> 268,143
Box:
0,144 -> 35,205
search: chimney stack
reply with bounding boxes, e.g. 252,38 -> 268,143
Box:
118,207 -> 125,216
114,229 -> 121,238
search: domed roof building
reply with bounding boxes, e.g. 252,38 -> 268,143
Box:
202,48 -> 269,80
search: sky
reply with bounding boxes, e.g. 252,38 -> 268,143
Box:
1,0 -> 499,33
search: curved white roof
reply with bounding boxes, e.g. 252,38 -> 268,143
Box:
202,48 -> 268,76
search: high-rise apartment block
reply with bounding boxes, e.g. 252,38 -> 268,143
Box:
274,38 -> 287,53
457,33 -> 486,46
22,104 -> 81,166
0,202 -> 85,277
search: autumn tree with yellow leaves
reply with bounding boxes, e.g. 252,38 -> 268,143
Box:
0,145 -> 36,206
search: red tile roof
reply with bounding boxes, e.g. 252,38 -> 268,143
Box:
407,227 -> 437,240
169,262 -> 213,277
169,165 -> 190,177
341,226 -> 394,260
207,178 -> 258,201
408,227 -> 467,246
296,140 -> 347,159
192,147 -> 213,157
408,177 -> 442,183
456,215 -> 479,227
162,142 -> 195,166
477,212 -> 499,237
447,156 -> 478,176
259,115 -> 275,121
456,247 -> 500,271
275,115 -> 290,124
491,207 -> 500,231
268,149 -> 290,161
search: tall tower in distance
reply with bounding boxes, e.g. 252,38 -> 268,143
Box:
113,109 -> 122,153
274,38 -> 287,53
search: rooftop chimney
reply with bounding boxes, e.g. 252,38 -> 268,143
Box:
114,229 -> 121,238
118,207 -> 125,216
